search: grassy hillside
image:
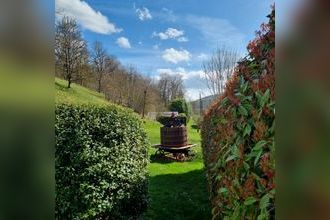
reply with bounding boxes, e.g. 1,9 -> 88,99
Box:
55,78 -> 109,105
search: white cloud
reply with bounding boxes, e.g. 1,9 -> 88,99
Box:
153,28 -> 188,42
116,37 -> 131,49
185,88 -> 212,101
136,7 -> 152,21
55,0 -> 122,34
156,67 -> 204,80
185,15 -> 245,49
197,53 -> 209,60
162,48 -> 191,64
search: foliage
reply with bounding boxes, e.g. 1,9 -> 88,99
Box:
201,6 -> 275,219
156,113 -> 187,126
169,98 -> 192,122
191,114 -> 202,130
55,103 -> 149,219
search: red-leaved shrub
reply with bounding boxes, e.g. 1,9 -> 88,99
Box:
201,6 -> 275,219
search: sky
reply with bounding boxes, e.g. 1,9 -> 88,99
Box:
55,0 -> 274,100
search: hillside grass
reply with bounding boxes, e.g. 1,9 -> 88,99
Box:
55,78 -> 109,105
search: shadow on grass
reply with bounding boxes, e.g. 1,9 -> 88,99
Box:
143,169 -> 212,220
55,81 -> 68,90
190,124 -> 199,130
149,152 -> 197,164
149,154 -> 174,164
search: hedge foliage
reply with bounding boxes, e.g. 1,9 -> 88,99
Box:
169,98 -> 192,122
156,113 -> 187,126
201,7 -> 275,219
55,103 -> 149,219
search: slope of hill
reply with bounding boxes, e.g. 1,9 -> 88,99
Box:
55,78 -> 109,105
190,94 -> 218,114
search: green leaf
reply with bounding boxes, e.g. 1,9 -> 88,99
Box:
243,103 -> 253,111
260,89 -> 270,107
243,161 -> 250,170
244,197 -> 257,206
231,205 -> 241,219
247,150 -> 259,159
242,82 -> 249,93
218,187 -> 228,194
252,140 -> 267,151
225,155 -> 237,162
232,145 -> 240,158
255,91 -> 262,104
254,149 -> 263,166
220,97 -> 229,107
238,105 -> 248,116
219,118 -> 228,124
259,194 -> 270,209
215,174 -> 222,181
243,124 -> 252,137
257,213 -> 268,220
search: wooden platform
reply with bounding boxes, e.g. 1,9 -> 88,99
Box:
152,144 -> 197,161
152,144 -> 196,150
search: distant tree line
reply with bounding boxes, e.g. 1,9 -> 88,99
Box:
55,16 -> 185,115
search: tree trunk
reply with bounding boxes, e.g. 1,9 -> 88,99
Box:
98,79 -> 101,93
142,90 -> 147,118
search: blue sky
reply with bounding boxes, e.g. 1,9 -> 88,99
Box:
56,0 -> 274,100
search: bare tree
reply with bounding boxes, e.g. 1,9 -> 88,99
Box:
105,55 -> 119,76
73,43 -> 92,87
55,16 -> 87,88
169,75 -> 185,99
202,46 -> 240,95
91,41 -> 108,93
102,64 -> 165,115
157,73 -> 185,107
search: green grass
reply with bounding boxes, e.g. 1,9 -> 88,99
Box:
55,78 -> 109,105
142,120 -> 211,220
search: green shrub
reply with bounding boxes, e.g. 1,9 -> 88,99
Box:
156,113 -> 187,126
169,99 -> 192,122
55,103 -> 149,219
191,114 -> 202,130
201,7 -> 275,219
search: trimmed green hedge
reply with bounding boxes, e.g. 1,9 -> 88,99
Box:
169,99 -> 192,123
55,103 -> 149,219
156,113 -> 187,126
201,7 -> 275,219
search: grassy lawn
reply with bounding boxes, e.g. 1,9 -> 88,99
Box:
142,119 -> 211,220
